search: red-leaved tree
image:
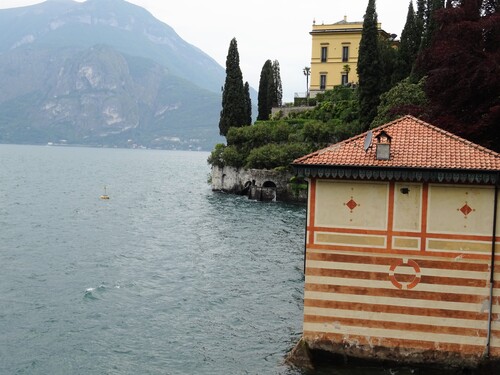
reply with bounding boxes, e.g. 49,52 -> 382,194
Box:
415,0 -> 500,151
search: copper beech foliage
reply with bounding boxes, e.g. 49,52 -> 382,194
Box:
415,0 -> 500,151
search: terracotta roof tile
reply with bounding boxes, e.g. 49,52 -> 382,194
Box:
293,116 -> 500,171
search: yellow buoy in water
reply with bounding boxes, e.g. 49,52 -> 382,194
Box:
100,186 -> 110,200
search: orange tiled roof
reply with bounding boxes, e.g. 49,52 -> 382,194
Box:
293,115 -> 500,171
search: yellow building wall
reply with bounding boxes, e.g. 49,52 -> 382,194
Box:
303,178 -> 500,364
309,21 -> 386,95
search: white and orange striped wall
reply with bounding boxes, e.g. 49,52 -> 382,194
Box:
302,178 -> 500,365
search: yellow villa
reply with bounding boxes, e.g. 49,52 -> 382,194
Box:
291,116 -> 500,368
309,17 -> 392,96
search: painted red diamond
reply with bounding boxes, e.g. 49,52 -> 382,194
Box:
346,199 -> 358,211
460,204 -> 473,216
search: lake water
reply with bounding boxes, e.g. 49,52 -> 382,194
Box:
0,145 -> 459,375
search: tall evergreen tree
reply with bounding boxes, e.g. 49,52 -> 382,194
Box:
244,82 -> 252,126
219,38 -> 247,136
272,60 -> 283,107
256,59 -> 282,121
357,0 -> 382,129
420,0 -> 445,50
257,60 -> 274,121
268,65 -> 277,110
416,0 -> 427,43
379,36 -> 398,92
393,1 -> 420,83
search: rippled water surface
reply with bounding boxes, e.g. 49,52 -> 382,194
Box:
0,145 -> 460,375
0,145 -> 307,374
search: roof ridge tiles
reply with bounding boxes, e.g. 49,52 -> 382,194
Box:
292,115 -> 500,171
400,115 -> 500,158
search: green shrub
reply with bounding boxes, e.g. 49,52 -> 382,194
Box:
222,145 -> 246,168
207,143 -> 226,168
208,86 -> 362,170
289,176 -> 308,197
207,143 -> 247,168
246,143 -> 311,169
371,77 -> 427,128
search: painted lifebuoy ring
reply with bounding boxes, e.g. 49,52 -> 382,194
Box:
389,258 -> 421,290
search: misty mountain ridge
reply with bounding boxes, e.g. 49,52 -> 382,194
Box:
0,0 -> 229,150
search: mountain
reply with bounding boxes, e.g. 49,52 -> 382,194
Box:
0,0 -> 228,150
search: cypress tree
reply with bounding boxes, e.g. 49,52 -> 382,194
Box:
394,1 -> 420,83
257,60 -> 274,121
420,0 -> 445,50
272,60 -> 283,107
416,0 -> 427,45
244,82 -> 252,126
219,38 -> 247,136
267,64 -> 277,110
379,36 -> 397,92
357,0 -> 382,129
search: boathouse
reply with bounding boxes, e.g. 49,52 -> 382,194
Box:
291,115 -> 500,367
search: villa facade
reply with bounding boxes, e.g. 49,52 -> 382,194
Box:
309,17 -> 391,97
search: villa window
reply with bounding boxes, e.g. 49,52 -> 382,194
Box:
342,46 -> 349,62
320,74 -> 327,90
321,47 -> 328,62
341,73 -> 349,86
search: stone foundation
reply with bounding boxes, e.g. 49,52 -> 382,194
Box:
210,166 -> 307,202
285,337 -> 500,373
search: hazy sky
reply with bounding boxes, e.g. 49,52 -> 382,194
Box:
0,0 -> 410,102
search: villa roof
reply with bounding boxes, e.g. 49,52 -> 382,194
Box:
332,19 -> 363,25
293,116 -> 500,182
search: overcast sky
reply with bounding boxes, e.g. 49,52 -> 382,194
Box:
0,0 -> 410,102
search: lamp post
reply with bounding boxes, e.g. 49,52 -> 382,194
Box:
303,67 -> 310,105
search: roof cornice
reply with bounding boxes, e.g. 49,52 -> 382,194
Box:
292,164 -> 500,185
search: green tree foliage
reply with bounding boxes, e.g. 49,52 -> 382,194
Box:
393,1 -> 420,83
272,60 -> 283,107
246,143 -> 311,169
415,0 -> 500,151
378,36 -> 398,92
416,0 -> 427,42
371,77 -> 428,127
208,86 -> 363,170
257,60 -> 274,121
306,86 -> 360,126
420,0 -> 445,50
209,120 -> 316,170
219,38 -> 248,136
358,0 -> 382,129
257,59 -> 283,121
206,143 -> 226,168
244,81 -> 252,125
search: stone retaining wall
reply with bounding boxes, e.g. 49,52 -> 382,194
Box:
211,166 -> 306,202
